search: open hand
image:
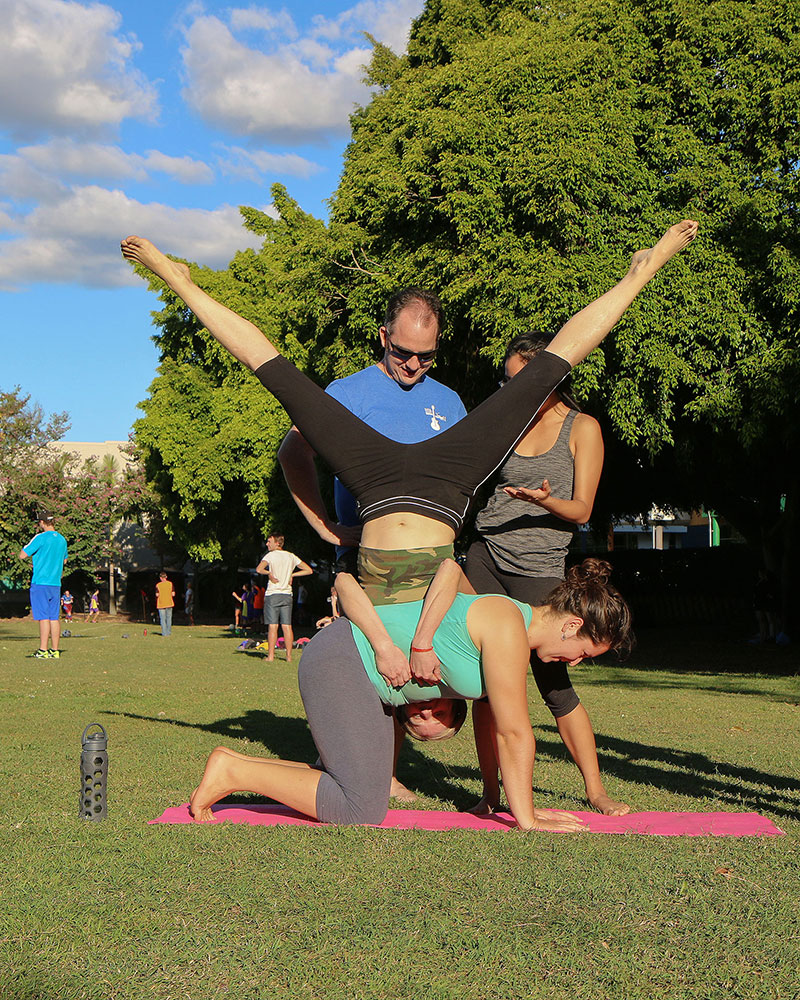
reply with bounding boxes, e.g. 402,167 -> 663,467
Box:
503,479 -> 552,505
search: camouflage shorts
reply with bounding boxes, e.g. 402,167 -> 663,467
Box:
357,544 -> 455,606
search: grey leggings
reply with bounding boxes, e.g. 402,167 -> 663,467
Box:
298,617 -> 394,825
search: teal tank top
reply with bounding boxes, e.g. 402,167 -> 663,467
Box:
350,592 -> 533,707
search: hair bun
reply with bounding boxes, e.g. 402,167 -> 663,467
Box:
567,558 -> 612,587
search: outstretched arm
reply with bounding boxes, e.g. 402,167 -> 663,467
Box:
503,415 -> 604,524
547,220 -> 698,367
120,237 -> 278,371
334,573 -> 411,688
277,428 -> 362,547
474,600 -> 586,833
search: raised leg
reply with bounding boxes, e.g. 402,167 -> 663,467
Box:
548,219 -> 698,366
120,236 -> 278,371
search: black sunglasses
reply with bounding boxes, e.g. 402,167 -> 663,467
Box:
385,337 -> 438,365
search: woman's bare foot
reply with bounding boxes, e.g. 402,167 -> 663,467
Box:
590,792 -> 631,817
390,777 -> 418,803
120,235 -> 192,287
629,219 -> 698,276
189,747 -> 236,822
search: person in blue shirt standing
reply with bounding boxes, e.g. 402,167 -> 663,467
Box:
19,510 -> 68,659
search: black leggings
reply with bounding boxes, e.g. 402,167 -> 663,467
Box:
465,539 -> 579,718
255,351 -> 570,533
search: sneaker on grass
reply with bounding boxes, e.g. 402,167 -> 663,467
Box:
32,649 -> 50,658
48,649 -> 61,659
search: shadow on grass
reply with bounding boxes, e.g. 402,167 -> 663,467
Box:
624,627 -> 798,677
536,726 -> 800,821
104,708 -> 800,820
577,670 -> 799,703
104,709 -> 478,809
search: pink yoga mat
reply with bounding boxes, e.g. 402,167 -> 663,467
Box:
150,804 -> 784,837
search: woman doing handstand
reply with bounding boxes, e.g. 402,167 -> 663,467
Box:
121,219 -> 697,666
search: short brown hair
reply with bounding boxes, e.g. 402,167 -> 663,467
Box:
384,288 -> 444,338
268,534 -> 285,547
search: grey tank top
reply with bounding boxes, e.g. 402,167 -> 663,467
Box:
475,409 -> 577,577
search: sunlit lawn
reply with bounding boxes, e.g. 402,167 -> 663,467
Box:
0,617 -> 797,1000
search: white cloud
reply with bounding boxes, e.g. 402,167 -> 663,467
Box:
0,0 -> 158,139
182,14 -> 370,141
0,141 -> 214,196
218,145 -> 324,182
311,0 -> 425,52
229,7 -> 298,37
180,1 -> 423,142
140,152 -> 215,185
0,186 -> 273,290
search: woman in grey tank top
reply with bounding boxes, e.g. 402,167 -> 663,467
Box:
471,333 -> 604,591
465,334 -> 630,819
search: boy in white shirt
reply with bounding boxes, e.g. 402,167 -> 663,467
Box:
256,534 -> 313,662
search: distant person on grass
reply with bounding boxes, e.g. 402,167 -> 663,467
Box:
184,581 -> 195,626
85,588 -> 100,623
255,534 -> 313,662
155,572 -> 175,637
61,589 -> 74,622
19,510 -> 68,660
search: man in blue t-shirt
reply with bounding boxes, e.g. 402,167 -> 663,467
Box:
278,288 -> 466,804
278,287 -> 467,571
19,510 -> 68,659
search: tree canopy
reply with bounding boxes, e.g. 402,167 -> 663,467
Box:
133,0 -> 800,601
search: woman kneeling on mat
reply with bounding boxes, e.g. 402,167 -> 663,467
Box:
189,557 -> 631,832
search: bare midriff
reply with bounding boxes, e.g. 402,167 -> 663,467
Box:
360,511 -> 456,551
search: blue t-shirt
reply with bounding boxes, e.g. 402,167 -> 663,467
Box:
23,530 -> 68,586
326,365 -> 467,531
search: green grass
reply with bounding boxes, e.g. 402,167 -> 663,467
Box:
0,619 -> 797,1000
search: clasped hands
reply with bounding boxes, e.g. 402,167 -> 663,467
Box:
375,643 -> 441,688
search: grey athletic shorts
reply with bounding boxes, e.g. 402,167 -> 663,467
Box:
264,593 -> 293,625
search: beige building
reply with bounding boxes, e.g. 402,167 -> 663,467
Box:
47,440 -> 163,614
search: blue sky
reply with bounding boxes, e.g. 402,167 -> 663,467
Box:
1,0 -> 425,440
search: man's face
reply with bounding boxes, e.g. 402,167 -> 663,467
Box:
379,303 -> 440,388
266,536 -> 279,551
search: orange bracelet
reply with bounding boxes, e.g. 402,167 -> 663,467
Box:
410,645 -> 433,653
